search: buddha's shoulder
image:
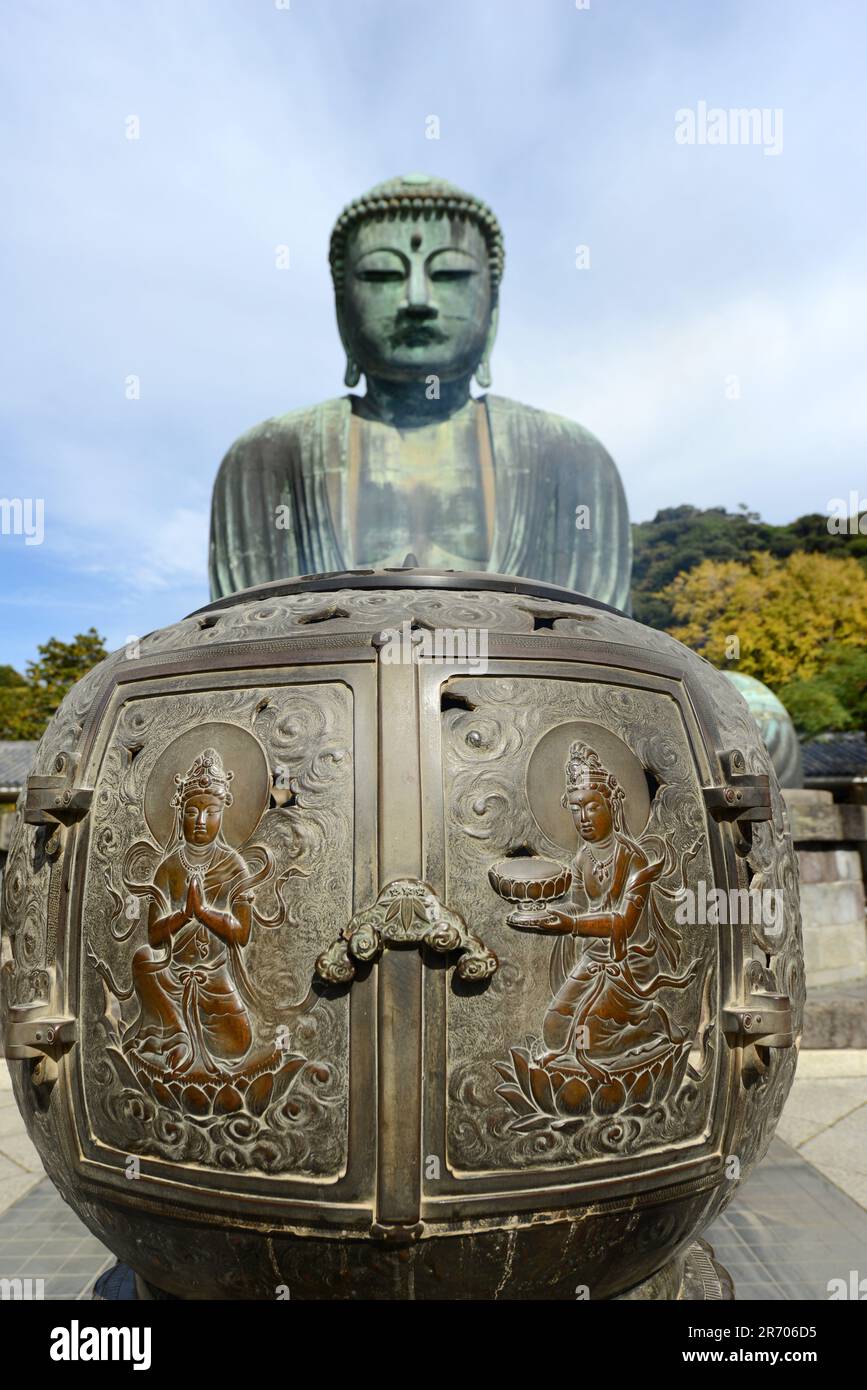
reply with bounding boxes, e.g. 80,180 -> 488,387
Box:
217,397 -> 350,471
485,393 -> 614,460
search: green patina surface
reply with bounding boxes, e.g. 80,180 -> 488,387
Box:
209,175 -> 631,609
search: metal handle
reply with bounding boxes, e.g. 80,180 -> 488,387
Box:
315,878 -> 498,985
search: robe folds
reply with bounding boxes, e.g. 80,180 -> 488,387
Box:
208,393 -> 631,612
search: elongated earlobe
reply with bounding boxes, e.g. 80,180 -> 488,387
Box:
344,355 -> 361,388
475,303 -> 498,390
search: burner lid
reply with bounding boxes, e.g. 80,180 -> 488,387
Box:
190,567 -> 623,619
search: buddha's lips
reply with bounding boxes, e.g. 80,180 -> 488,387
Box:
390,324 -> 449,348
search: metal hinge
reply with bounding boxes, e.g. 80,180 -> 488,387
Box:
4,1011 -> 77,1061
722,992 -> 794,1049
24,775 -> 92,827
703,750 -> 772,825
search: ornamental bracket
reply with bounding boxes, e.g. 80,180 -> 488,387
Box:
315,879 -> 498,985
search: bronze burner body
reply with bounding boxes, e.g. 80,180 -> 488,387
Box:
0,571 -> 802,1299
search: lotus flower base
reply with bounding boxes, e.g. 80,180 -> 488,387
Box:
495,1040 -> 693,1132
107,1044 -> 306,1120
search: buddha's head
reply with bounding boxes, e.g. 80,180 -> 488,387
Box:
329,174 -> 505,392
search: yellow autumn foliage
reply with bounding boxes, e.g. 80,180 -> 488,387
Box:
661,551 -> 867,687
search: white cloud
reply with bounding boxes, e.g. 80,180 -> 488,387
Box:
496,268 -> 867,522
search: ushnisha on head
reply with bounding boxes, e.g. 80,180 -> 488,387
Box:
329,174 -> 505,391
171,748 -> 234,848
561,741 -> 624,843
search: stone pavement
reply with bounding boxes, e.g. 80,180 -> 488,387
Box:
1,1053 -> 866,1299
704,1136 -> 867,1300
0,1181 -> 113,1299
0,1062 -> 114,1297
0,1061 -> 44,1214
773,1048 -> 867,1211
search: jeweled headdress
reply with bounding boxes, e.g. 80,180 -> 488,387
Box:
562,741 -> 624,810
171,748 -> 234,809
329,174 -> 506,298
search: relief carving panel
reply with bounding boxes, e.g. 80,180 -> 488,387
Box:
80,682 -> 354,1178
442,676 -> 719,1172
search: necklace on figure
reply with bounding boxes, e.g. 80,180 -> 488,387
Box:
586,836 -> 616,885
179,842 -> 218,877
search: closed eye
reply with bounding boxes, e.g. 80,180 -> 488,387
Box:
430,269 -> 476,282
355,269 -> 406,283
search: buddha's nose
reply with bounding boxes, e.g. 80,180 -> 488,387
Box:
403,262 -> 435,315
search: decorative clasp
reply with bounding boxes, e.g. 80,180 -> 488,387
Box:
315,879 -> 498,985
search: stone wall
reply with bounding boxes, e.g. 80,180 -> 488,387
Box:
0,808 -> 14,866
0,810 -> 17,917
783,790 -> 867,989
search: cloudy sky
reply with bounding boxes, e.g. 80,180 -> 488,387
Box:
2,0 -> 865,673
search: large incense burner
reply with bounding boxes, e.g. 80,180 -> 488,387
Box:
1,570 -> 802,1299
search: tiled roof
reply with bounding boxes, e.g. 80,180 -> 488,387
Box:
802,731 -> 867,780
0,740 -> 38,793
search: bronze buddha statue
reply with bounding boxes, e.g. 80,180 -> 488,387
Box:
209,174 -> 631,608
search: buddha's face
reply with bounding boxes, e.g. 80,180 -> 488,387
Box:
568,788 -> 613,843
182,794 -> 224,846
340,215 -> 493,383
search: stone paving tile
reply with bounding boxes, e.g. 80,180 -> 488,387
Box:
0,1171 -> 43,1213
805,1166 -> 867,1211
0,1153 -> 24,1182
0,1061 -> 47,1217
795,1049 -> 867,1079
0,1109 -> 28,1140
771,1052 -> 867,1213
705,1136 -> 867,1301
0,1178 -> 113,1300
797,1103 -> 867,1211
0,1130 -> 44,1173
775,1077 -> 867,1147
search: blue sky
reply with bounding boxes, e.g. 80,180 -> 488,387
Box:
2,0 -> 866,673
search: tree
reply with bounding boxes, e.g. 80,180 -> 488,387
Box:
631,505 -> 867,629
776,679 -> 853,739
778,644 -> 867,737
0,629 -> 108,741
0,664 -> 29,739
660,551 -> 867,694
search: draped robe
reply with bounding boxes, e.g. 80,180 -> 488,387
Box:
209,393 -> 631,610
